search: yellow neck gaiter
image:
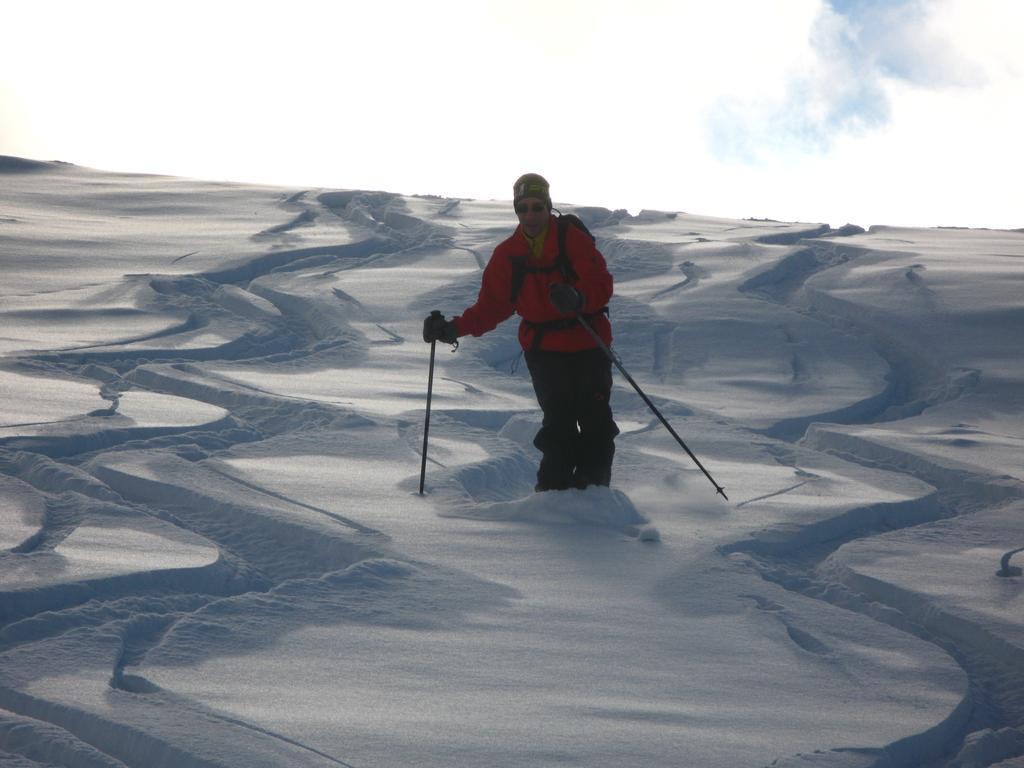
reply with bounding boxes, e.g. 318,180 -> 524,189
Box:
524,224 -> 549,261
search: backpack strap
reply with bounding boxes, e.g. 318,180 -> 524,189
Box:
509,257 -> 564,303
508,213 -> 611,352
509,214 -> 585,305
509,255 -> 529,304
522,308 -> 610,352
555,215 -> 579,285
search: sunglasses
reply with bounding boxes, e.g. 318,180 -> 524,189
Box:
515,202 -> 547,214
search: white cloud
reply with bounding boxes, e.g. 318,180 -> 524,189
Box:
1,0 -> 1020,227
705,0 -> 987,163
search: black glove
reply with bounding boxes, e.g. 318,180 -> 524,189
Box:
423,312 -> 458,344
549,283 -> 584,314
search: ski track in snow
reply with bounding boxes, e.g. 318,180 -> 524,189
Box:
1,160 -> 1023,767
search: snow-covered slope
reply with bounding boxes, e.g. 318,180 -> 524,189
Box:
1,158 -> 1022,767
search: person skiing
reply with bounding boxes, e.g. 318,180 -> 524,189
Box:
423,173 -> 619,491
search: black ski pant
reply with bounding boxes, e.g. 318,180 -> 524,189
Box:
525,346 -> 619,491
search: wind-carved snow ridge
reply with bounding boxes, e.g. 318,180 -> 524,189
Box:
0,174 -> 446,766
737,244 -> 853,302
1,161 -> 1023,767
719,225 -> 1024,765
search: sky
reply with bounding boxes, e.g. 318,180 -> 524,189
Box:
2,0 -> 1022,229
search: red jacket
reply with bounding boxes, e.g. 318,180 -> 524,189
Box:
454,215 -> 613,353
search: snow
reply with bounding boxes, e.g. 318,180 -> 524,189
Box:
1,157 -> 1022,767
5,518 -> 220,593
0,476 -> 44,551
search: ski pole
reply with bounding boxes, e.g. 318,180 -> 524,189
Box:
419,311 -> 441,495
577,313 -> 728,501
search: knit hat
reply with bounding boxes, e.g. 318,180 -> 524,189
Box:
513,173 -> 551,208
